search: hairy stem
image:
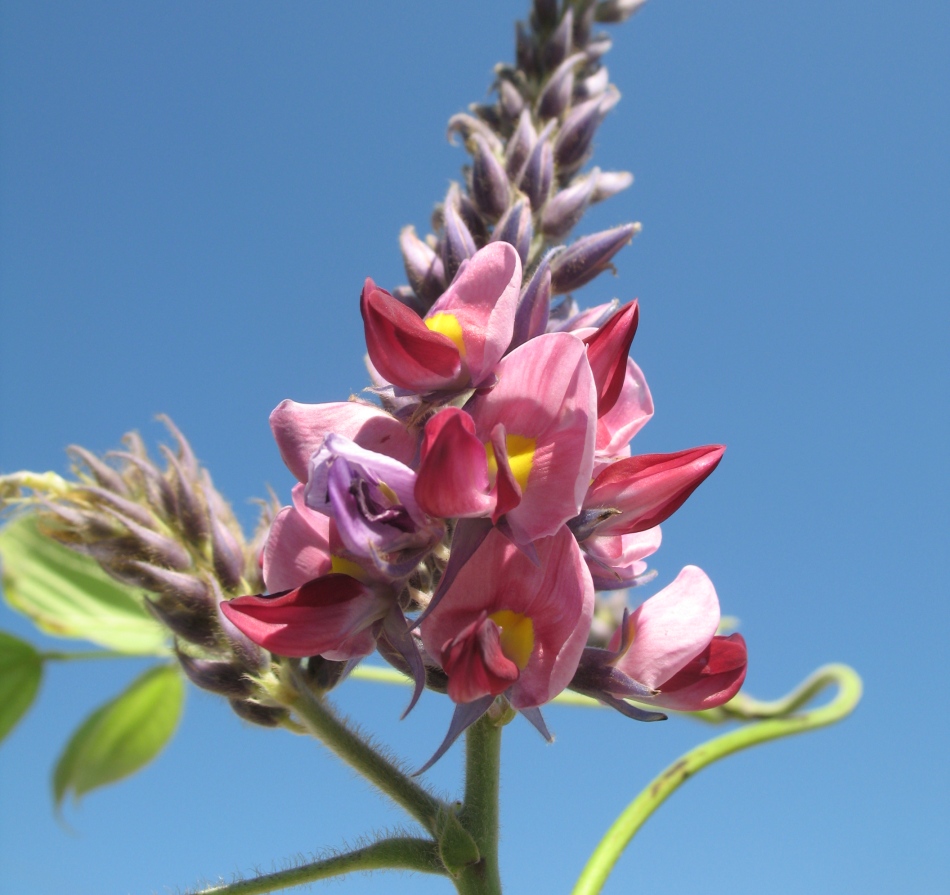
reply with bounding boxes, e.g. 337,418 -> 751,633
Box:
570,664 -> 862,895
287,672 -> 446,835
187,837 -> 445,895
454,713 -> 504,895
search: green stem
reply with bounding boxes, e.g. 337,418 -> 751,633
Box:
454,713 -> 504,895
187,837 -> 445,895
40,649 -> 131,661
570,664 -> 862,895
287,675 -> 446,835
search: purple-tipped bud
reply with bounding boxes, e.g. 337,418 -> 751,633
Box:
532,0 -> 559,31
211,577 -> 266,671
584,36 -> 613,62
541,170 -> 599,239
490,198 -> 533,267
591,170 -> 634,203
595,0 -> 649,24
72,484 -> 157,530
400,226 -> 446,306
229,698 -> 287,728
470,102 -> 502,131
574,2 -> 595,47
522,121 -> 556,211
543,7 -> 573,70
66,445 -> 129,497
469,134 -> 510,222
159,445 -> 208,543
109,450 -> 177,521
98,507 -> 192,571
536,53 -> 585,121
121,562 -> 210,610
457,190 -> 488,245
505,109 -> 537,184
516,22 -> 538,78
177,651 -> 254,697
550,223 -> 640,294
576,67 -> 610,101
157,414 -> 199,478
38,503 -> 116,541
446,114 -> 503,155
300,655 -> 350,695
441,186 -> 478,283
498,79 -> 524,120
207,512 -> 245,591
510,258 -> 552,350
554,89 -> 617,173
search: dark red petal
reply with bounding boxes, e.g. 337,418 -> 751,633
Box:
583,300 -> 639,417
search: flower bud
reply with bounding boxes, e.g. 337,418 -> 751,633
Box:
400,225 -> 446,306
591,170 -> 633,203
469,134 -> 510,223
532,0 -> 559,31
145,595 -> 217,648
522,121 -> 555,211
536,53 -> 585,121
66,445 -> 129,497
71,484 -> 157,530
207,510 -> 245,591
554,88 -> 618,173
576,67 -> 610,101
490,197 -> 533,267
158,445 -> 209,543
446,114 -> 503,155
228,698 -> 287,728
543,7 -> 573,70
515,22 -> 538,79
108,449 -> 177,521
498,79 -> 524,120
550,223 -> 640,294
595,0 -> 648,24
505,109 -> 537,184
99,506 -> 193,571
299,655 -> 350,695
177,650 -> 254,697
584,36 -> 613,62
125,561 -> 212,606
441,185 -> 477,283
510,257 -> 552,350
540,170 -> 598,239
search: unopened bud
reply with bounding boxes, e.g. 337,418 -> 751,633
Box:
536,53 -> 585,121
98,507 -> 192,571
66,445 -> 129,497
550,223 -> 640,294
446,114 -> 503,155
400,226 -> 446,306
511,257 -> 553,350
595,0 -> 648,25
469,134 -> 510,222
145,595 -> 217,648
521,121 -> 556,211
541,170 -> 599,239
71,484 -> 157,530
490,198 -> 533,267
207,511 -> 245,591
125,561 -> 211,606
498,79 -> 524,120
229,697 -> 287,728
591,170 -> 633,203
211,577 -> 266,671
574,2 -> 595,47
516,22 -> 538,78
441,186 -> 477,283
157,414 -> 199,478
177,650 -> 254,697
159,445 -> 208,544
576,66 -> 610,101
543,7 -> 573,70
585,36 -> 613,62
300,655 -> 350,695
109,450 -> 177,521
532,0 -> 559,31
554,89 -> 618,173
505,109 -> 537,184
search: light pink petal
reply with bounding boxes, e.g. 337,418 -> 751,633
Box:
270,399 -> 418,482
614,565 -> 721,690
468,332 -> 597,542
595,358 -> 653,464
583,527 -> 661,589
262,499 -> 333,593
428,242 -> 521,386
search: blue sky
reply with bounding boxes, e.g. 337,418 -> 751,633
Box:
1,1 -> 948,893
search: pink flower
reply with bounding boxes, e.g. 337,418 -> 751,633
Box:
421,525 -> 594,710
594,358 -> 653,473
582,525 -> 661,590
609,566 -> 747,710
361,242 -> 521,394
582,300 -> 639,418
415,332 -> 597,544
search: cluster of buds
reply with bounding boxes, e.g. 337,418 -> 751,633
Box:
0,420 -> 289,728
221,241 -> 748,768
397,0 -> 649,316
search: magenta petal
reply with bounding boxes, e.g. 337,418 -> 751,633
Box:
651,633 -> 748,711
614,565 -> 721,690
361,278 -> 463,393
415,408 -> 494,519
262,498 -> 333,593
270,398 -> 417,482
583,300 -> 639,417
221,575 -> 389,659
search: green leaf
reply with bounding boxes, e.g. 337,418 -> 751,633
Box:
53,664 -> 184,807
0,515 -> 169,654
0,630 -> 43,744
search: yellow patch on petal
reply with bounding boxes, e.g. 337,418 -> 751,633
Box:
331,555 -> 366,581
425,312 -> 466,358
489,609 -> 535,671
485,434 -> 536,492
